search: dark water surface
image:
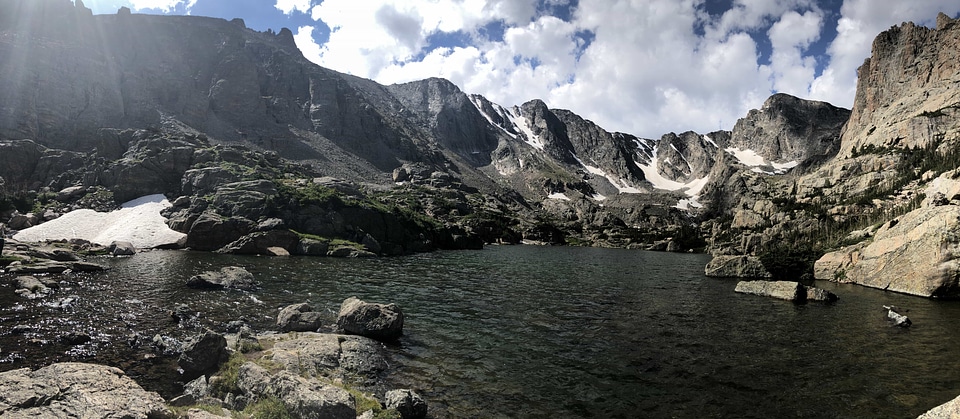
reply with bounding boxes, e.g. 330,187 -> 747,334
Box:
3,245 -> 960,418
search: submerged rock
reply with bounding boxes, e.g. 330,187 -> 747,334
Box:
337,297 -> 404,341
186,266 -> 257,290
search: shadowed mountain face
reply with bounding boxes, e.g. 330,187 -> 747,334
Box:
0,0 -> 869,252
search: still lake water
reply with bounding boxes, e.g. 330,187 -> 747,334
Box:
3,245 -> 960,418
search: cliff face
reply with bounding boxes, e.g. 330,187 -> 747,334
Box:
841,13 -> 960,155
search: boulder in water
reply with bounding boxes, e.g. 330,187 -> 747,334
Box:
384,389 -> 428,419
336,297 -> 404,341
178,329 -> 229,378
884,305 -> 912,327
276,303 -> 324,332
186,266 -> 257,290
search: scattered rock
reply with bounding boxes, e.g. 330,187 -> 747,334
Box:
336,297 -> 404,341
14,276 -> 50,297
186,266 -> 257,290
806,286 -> 839,302
178,330 -> 229,378
109,240 -> 136,256
884,305 -> 912,327
0,362 -> 171,418
151,334 -> 183,356
237,362 -> 356,419
384,389 -> 428,419
276,303 -> 325,332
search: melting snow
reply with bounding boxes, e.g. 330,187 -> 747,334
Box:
468,96 -> 545,151
725,147 -> 798,174
14,194 -> 186,249
574,156 -> 643,194
547,192 -> 571,201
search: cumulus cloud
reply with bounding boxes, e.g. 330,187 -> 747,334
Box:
290,0 -> 960,138
128,0 -> 196,13
275,0 -> 312,15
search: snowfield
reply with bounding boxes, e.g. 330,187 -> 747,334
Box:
13,194 -> 186,249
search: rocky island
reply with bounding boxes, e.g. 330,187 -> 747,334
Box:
3,0 -> 960,417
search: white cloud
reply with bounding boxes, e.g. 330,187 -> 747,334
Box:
128,0 -> 196,13
275,0 -> 312,15
765,10 -> 822,95
293,26 -> 324,64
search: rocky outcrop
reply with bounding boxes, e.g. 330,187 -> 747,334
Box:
841,13 -> 960,156
336,297 -> 404,341
814,203 -> 960,298
704,255 -> 772,278
727,93 -> 849,167
0,362 -> 171,418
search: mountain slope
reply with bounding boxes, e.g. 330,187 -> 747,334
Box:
0,0 -> 857,253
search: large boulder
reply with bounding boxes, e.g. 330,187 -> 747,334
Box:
269,371 -> 356,419
814,204 -> 960,297
705,255 -> 773,278
0,362 -> 171,418
336,297 -> 404,341
384,389 -> 428,419
265,333 -> 388,381
184,212 -> 255,251
186,266 -> 257,290
218,229 -> 300,255
178,330 -> 229,378
276,303 -> 324,332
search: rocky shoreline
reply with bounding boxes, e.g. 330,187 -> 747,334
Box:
0,238 -> 428,418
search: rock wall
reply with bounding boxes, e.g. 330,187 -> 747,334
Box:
841,13 -> 960,156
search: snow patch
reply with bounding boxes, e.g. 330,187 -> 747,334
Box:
574,156 -> 643,194
14,194 -> 186,249
703,135 -> 718,148
725,147 -> 798,174
675,199 -> 704,210
547,192 -> 571,201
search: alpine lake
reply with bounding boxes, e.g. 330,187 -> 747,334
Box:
3,245 -> 960,418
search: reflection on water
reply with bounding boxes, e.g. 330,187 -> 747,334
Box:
3,245 -> 960,418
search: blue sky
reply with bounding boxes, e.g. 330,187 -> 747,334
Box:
78,0 -> 960,139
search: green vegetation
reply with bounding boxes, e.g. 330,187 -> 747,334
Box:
243,396 -> 292,419
209,351 -> 246,398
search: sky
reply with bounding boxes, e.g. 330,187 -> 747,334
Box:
77,0 -> 960,139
